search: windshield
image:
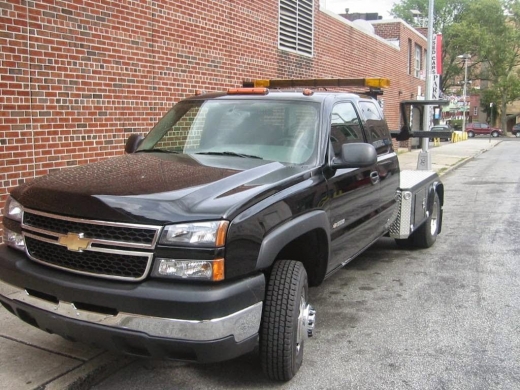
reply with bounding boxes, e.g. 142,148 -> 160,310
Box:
138,99 -> 320,165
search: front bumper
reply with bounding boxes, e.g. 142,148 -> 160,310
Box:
0,245 -> 265,362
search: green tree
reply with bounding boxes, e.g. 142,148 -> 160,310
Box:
391,0 -> 468,31
392,0 -> 520,133
450,0 -> 520,133
391,0 -> 472,92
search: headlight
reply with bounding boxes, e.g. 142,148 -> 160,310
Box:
159,221 -> 229,247
3,227 -> 26,251
3,196 -> 24,222
156,221 -> 228,281
152,258 -> 224,281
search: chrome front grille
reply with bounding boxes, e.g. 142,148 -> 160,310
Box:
24,236 -> 151,279
22,209 -> 162,281
23,211 -> 158,247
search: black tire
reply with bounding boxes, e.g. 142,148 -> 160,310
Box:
467,131 -> 475,138
516,132 -> 520,138
395,192 -> 441,249
413,192 -> 441,248
260,260 -> 313,381
491,131 -> 499,138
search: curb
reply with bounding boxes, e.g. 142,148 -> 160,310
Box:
437,139 -> 502,177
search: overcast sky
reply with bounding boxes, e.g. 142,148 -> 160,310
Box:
322,0 -> 397,19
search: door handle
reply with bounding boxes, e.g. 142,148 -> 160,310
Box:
370,171 -> 380,185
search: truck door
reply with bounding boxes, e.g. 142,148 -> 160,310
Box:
326,101 -> 382,273
358,100 -> 400,232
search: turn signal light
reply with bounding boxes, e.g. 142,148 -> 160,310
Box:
227,88 -> 268,95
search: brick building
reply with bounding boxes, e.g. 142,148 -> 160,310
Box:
0,0 -> 427,241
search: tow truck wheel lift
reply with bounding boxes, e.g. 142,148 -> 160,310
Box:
392,99 -> 451,170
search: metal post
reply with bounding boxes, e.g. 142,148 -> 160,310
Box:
489,102 -> 493,143
417,0 -> 435,170
461,55 -> 469,134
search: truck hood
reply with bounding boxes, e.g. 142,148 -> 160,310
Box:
12,153 -> 310,224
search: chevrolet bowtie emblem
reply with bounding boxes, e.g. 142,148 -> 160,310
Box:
58,233 -> 91,252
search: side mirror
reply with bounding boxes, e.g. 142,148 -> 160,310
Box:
125,134 -> 144,154
331,143 -> 377,169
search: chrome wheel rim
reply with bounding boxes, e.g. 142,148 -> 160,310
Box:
430,199 -> 439,235
296,295 -> 315,353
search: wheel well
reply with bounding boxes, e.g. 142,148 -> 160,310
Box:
274,229 -> 328,287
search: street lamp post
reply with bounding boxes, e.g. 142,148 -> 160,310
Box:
458,54 -> 471,133
417,0 -> 435,170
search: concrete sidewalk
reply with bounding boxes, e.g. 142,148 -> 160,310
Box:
398,137 -> 501,174
0,137 -> 502,390
0,277 -> 135,390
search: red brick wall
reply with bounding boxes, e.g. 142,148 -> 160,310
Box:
0,1 -> 426,241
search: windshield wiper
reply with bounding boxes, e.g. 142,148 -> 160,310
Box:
136,148 -> 180,154
195,151 -> 263,159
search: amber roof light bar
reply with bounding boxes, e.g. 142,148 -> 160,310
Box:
242,77 -> 390,89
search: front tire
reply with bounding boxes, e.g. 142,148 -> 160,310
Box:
467,131 -> 475,138
260,260 -> 315,381
516,132 -> 520,138
491,131 -> 499,138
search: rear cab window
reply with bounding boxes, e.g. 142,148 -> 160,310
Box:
358,100 -> 393,155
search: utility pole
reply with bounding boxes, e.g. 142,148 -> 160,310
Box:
417,0 -> 435,170
459,54 -> 471,134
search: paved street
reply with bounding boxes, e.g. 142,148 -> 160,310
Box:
91,139 -> 520,389
1,138 -> 518,390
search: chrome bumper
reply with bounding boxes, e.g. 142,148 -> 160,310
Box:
0,279 -> 262,343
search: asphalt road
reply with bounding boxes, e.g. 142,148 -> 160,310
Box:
93,140 -> 520,390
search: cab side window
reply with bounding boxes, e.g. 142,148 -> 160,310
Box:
330,102 -> 365,157
358,100 -> 392,155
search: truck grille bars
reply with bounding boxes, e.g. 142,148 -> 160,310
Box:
21,209 -> 162,281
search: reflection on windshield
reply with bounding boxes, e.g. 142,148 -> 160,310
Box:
195,151 -> 263,159
138,99 -> 320,165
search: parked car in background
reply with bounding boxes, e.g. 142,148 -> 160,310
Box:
511,123 -> 520,137
430,125 -> 453,141
465,122 -> 502,138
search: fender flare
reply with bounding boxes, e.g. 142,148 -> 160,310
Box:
427,181 -> 444,234
427,180 -> 444,209
255,210 -> 331,270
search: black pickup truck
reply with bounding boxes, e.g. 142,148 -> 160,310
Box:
0,78 -> 444,381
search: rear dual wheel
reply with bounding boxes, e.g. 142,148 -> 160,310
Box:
395,192 -> 440,249
260,260 -> 315,381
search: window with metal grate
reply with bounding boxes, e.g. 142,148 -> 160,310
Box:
279,0 -> 314,56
